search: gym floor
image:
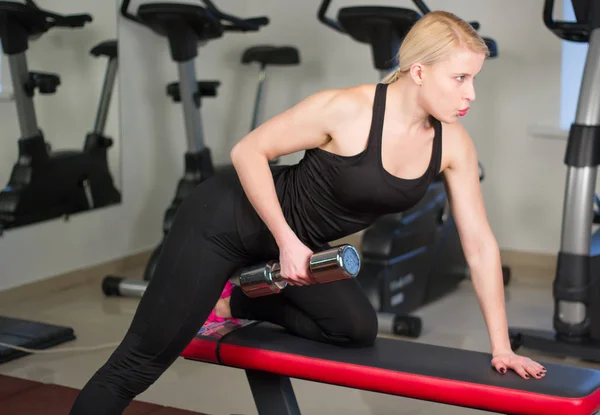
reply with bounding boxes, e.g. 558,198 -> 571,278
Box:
1,237 -> 599,415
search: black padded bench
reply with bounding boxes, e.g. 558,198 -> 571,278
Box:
181,321 -> 600,415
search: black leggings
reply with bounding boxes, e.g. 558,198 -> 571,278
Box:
69,170 -> 378,415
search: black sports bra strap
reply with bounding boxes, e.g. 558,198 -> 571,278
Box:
431,117 -> 443,176
367,83 -> 388,151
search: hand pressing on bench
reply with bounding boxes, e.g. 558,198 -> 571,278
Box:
492,351 -> 547,380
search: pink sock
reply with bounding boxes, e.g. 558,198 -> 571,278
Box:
205,280 -> 238,324
220,279 -> 235,298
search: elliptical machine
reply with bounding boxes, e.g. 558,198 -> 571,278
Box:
509,0 -> 600,362
0,1 -> 121,234
317,0 -> 509,337
102,1 -> 270,297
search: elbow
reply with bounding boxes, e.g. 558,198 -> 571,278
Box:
230,142 -> 247,166
464,234 -> 499,269
230,141 -> 270,166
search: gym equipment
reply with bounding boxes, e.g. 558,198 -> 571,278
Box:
102,0 -> 269,292
182,319 -> 600,415
318,0 -> 497,79
241,45 -> 300,164
317,0 -> 509,336
0,1 -> 121,234
0,316 -> 75,364
238,244 -> 360,298
0,1 -> 121,363
510,0 -> 600,362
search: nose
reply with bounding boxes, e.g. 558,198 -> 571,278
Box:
465,82 -> 476,102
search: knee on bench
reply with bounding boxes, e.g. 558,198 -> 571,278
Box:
322,308 -> 378,347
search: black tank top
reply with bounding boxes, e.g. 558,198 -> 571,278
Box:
273,83 -> 443,248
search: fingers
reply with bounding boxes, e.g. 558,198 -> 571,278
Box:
525,361 -> 547,379
281,272 -> 313,286
494,357 -> 547,380
297,271 -> 316,286
515,358 -> 546,380
493,362 -> 507,375
279,258 -> 316,286
512,364 -> 531,380
282,277 -> 304,287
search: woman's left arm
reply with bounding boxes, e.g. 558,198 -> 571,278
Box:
442,123 -> 546,380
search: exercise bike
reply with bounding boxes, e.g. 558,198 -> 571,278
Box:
0,1 -> 120,364
509,0 -> 600,362
317,0 -> 510,337
0,0 -> 121,234
102,1 -> 300,296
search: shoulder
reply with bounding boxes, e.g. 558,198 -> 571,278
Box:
304,84 -> 375,122
439,121 -> 477,172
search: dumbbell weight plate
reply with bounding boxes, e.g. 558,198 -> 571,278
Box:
310,245 -> 361,283
393,315 -> 422,338
239,261 -> 287,298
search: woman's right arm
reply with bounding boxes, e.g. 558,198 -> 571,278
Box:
230,88 -> 355,285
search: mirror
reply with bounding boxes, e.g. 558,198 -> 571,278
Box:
0,0 -> 121,233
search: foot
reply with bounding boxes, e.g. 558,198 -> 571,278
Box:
214,296 -> 232,319
206,280 -> 238,324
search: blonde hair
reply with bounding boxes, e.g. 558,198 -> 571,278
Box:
382,10 -> 489,84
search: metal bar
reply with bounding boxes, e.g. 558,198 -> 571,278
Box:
251,64 -> 267,131
93,57 -> 118,134
8,53 -> 39,138
246,370 -> 301,415
177,59 -> 206,153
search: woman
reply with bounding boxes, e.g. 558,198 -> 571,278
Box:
70,10 -> 546,415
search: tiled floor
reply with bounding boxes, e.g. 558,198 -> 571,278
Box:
0,261 -> 598,415
0,374 -> 207,415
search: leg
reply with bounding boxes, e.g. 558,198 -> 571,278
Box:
230,277 -> 378,347
70,179 -> 248,414
285,278 -> 379,346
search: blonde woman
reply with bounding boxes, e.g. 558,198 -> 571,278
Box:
71,10 -> 546,415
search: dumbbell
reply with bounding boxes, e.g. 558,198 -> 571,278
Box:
377,312 -> 422,338
238,244 -> 361,298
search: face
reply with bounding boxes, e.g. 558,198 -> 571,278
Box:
411,46 -> 486,123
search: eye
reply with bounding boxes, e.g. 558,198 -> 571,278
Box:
456,75 -> 465,82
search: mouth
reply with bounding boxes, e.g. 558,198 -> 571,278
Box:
458,107 -> 470,116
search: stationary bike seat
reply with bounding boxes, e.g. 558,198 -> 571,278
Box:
241,45 -> 300,66
90,40 -> 117,58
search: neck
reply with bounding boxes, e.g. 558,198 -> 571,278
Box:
385,77 -> 431,133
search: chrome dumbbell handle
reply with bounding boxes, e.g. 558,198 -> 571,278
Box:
240,244 -> 361,298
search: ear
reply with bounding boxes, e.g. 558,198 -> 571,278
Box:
409,63 -> 425,86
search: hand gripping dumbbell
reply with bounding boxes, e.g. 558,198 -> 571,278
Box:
238,244 -> 361,298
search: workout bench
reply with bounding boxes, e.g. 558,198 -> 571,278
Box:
181,321 -> 600,415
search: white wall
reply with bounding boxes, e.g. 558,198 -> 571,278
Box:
0,0 -> 587,291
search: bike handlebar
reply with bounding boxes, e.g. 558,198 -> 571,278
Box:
24,0 -> 92,29
317,0 -> 481,33
318,0 -> 345,33
543,0 -> 589,36
411,0 -> 430,14
203,0 -> 268,31
55,14 -> 92,28
120,0 -> 268,33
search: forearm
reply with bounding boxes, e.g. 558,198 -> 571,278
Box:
230,144 -> 295,245
467,239 -> 512,355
